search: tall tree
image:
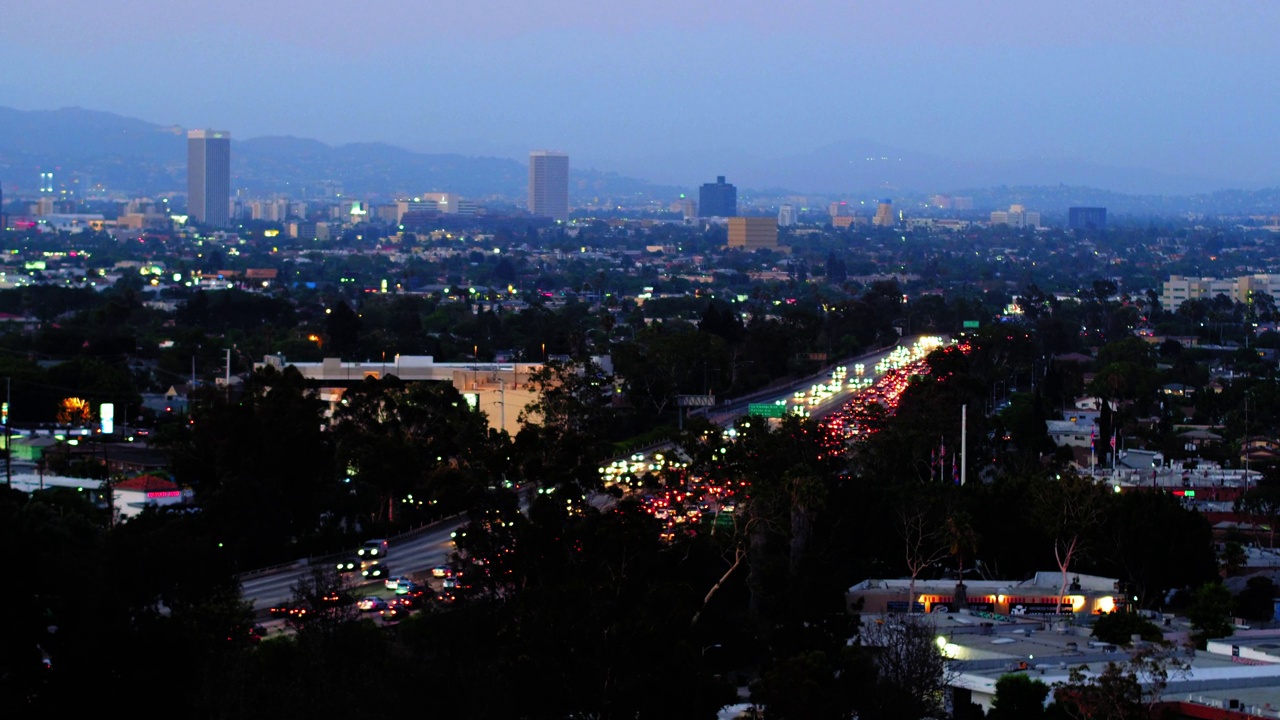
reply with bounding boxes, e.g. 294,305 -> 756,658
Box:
517,357 -> 617,491
1033,471 -> 1107,614
896,488 -> 951,613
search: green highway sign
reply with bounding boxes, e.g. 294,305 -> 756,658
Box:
963,320 -> 980,329
747,402 -> 786,418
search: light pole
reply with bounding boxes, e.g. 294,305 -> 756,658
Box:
1244,388 -> 1254,492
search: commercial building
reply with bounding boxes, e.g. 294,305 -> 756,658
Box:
1068,206 -> 1107,231
848,571 -> 1123,617
873,199 -> 895,227
677,198 -> 697,220
990,204 -> 1041,229
777,204 -> 797,227
698,176 -> 737,218
528,151 -> 569,221
1160,274 -> 1280,313
727,217 -> 778,251
256,354 -> 550,437
288,221 -> 331,241
420,192 -> 477,216
187,129 -> 231,227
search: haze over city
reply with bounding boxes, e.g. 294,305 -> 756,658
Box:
3,0 -> 1278,193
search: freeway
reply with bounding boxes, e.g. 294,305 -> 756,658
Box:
680,335 -> 952,427
600,336 -> 950,487
238,514 -> 463,616
694,335 -> 947,427
241,338 -> 948,615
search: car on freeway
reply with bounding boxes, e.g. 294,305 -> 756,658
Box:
356,595 -> 389,612
398,586 -> 432,605
357,538 -> 389,560
269,601 -> 312,620
395,580 -> 419,596
268,601 -> 303,619
380,603 -> 410,623
335,558 -> 359,574
431,564 -> 450,578
319,589 -> 353,607
385,575 -> 411,591
442,575 -> 472,590
361,562 -> 389,580
228,624 -> 269,644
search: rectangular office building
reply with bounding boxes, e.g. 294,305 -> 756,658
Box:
188,130 -> 231,227
727,217 -> 778,250
528,151 -> 569,221
699,176 -> 737,218
1068,207 -> 1106,231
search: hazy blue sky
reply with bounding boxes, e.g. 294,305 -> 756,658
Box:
3,1 -> 1278,188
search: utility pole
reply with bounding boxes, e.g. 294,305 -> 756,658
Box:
960,404 -> 967,486
498,378 -> 506,434
1245,392 -> 1251,492
4,377 -> 10,489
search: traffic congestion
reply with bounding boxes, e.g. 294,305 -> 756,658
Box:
256,337 -> 963,629
597,336 -> 958,545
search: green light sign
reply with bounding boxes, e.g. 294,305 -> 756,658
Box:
748,402 -> 786,418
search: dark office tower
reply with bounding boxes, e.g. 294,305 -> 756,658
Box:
1068,207 -> 1107,231
528,151 -> 570,221
698,176 -> 737,218
188,129 -> 231,227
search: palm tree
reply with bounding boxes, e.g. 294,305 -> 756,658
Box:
945,511 -> 979,608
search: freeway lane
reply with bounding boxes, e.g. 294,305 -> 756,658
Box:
240,340 -> 948,614
696,335 -> 945,427
239,515 -> 464,615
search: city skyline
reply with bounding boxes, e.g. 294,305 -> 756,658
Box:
1,2 -> 1278,192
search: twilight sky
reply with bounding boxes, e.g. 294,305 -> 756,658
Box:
2,0 -> 1278,190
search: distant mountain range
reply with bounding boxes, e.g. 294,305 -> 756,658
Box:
595,138 -> 1242,199
2,106 -> 1279,216
0,106 -> 677,203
